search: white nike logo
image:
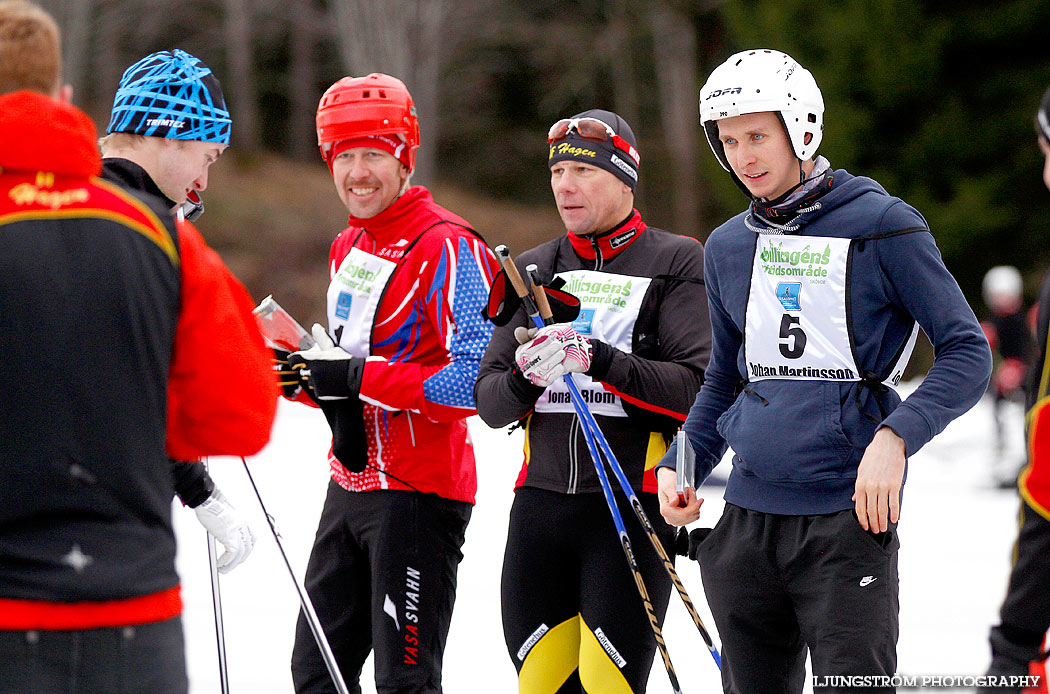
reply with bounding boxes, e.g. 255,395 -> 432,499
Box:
859,576 -> 877,587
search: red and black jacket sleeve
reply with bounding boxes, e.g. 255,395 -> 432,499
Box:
165,220 -> 277,460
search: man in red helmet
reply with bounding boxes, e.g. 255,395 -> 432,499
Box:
281,73 -> 499,694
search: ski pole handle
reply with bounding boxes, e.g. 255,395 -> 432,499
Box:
494,245 -> 542,321
525,265 -> 554,324
494,244 -> 529,299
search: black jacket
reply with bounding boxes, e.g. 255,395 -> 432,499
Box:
474,211 -> 710,494
101,158 -> 215,509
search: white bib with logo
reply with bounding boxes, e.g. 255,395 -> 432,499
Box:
744,234 -> 916,391
534,270 -> 651,417
326,246 -> 398,358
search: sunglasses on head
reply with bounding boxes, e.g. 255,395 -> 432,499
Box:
547,117 -> 641,166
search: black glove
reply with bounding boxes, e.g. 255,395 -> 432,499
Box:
673,527 -> 712,561
272,348 -> 306,399
317,398 -> 369,473
287,324 -> 365,401
481,269 -> 582,326
288,325 -> 369,472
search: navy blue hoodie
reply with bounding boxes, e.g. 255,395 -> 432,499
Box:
658,170 -> 991,514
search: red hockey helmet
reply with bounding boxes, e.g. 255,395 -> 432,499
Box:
316,73 -> 420,171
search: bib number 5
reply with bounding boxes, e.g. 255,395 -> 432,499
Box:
779,314 -> 807,359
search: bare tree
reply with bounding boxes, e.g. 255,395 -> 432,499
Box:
223,0 -> 259,148
38,0 -> 94,100
287,0 -> 322,160
326,0 -> 454,184
649,2 -> 703,236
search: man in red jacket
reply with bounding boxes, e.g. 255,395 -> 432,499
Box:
282,73 -> 498,693
978,83 -> 1050,694
0,3 -> 276,693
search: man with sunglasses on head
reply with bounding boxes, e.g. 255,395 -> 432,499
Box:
98,49 -> 261,575
475,109 -> 710,693
655,50 -> 990,693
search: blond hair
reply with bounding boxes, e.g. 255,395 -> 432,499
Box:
98,132 -> 149,156
0,0 -> 60,95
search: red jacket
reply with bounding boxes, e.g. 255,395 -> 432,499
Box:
1023,272 -> 1050,518
0,91 -> 276,630
307,186 -> 497,503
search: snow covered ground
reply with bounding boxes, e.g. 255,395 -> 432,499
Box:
175,386 -> 1030,693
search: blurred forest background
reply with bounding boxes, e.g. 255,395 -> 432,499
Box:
37,0 -> 1050,368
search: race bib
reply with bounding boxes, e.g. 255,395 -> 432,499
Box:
535,270 -> 650,417
326,247 -> 397,358
744,235 -> 857,381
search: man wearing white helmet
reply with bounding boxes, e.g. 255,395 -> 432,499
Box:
655,49 -> 991,691
977,83 -> 1050,694
979,265 -> 1033,487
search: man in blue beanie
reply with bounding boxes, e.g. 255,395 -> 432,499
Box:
100,48 -> 231,221
100,49 -> 257,576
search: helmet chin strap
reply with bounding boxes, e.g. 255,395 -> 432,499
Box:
759,158 -> 812,206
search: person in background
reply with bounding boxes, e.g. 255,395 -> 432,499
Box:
980,265 -> 1035,488
281,73 -> 498,693
977,83 -> 1050,694
0,2 -> 276,693
99,48 -> 258,573
474,108 -> 709,693
656,49 -> 990,693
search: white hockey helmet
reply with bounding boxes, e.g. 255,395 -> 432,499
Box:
983,265 -> 1023,306
699,49 -> 824,172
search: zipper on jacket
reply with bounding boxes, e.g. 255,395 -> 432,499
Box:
591,237 -> 603,270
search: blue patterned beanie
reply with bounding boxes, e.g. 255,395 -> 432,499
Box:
107,49 -> 231,145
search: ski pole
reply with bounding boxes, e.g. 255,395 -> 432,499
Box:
240,458 -> 351,694
495,246 -> 684,693
204,461 -> 231,694
531,268 -> 723,671
496,244 -> 721,670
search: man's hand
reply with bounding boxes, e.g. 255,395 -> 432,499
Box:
288,324 -> 363,401
657,467 -> 703,527
194,488 -> 256,573
272,347 -> 304,399
853,427 -> 907,532
513,323 -> 592,387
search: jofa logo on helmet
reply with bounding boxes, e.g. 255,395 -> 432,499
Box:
703,87 -> 742,101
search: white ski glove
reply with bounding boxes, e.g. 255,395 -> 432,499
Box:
194,488 -> 256,574
514,323 -> 592,387
288,324 -> 362,401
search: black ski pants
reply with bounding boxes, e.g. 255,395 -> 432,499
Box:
696,504 -> 899,694
501,487 -> 676,694
291,483 -> 471,694
0,617 -> 187,694
999,499 -> 1050,638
